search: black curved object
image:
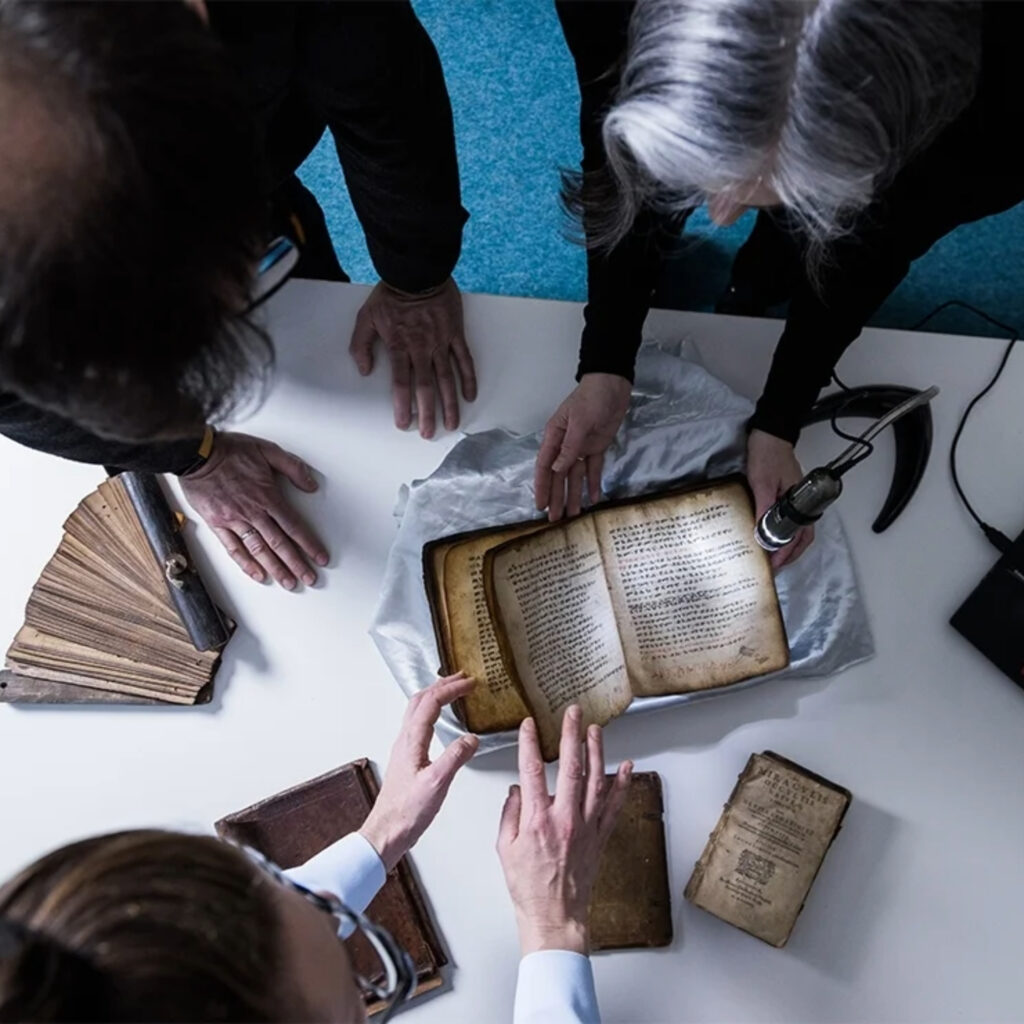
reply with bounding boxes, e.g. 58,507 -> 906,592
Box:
803,385 -> 934,534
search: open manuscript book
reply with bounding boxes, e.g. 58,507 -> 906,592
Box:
424,476 -> 789,760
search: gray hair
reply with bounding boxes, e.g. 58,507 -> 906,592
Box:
594,0 -> 980,256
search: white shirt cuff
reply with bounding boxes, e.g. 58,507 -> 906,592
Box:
514,950 -> 600,1024
284,831 -> 386,937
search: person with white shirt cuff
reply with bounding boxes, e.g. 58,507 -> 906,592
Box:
500,707 -> 632,1024
0,675 -> 631,1022
286,701 -> 632,1024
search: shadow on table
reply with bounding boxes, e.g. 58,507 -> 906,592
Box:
784,798 -> 901,984
466,742 -> 519,776
263,283 -> 365,392
168,468 -> 362,714
605,672 -> 834,762
463,673 -> 834,774
175,522 -> 271,716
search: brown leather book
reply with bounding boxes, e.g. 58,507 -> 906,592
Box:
214,760 -> 447,1016
685,752 -> 851,947
591,771 -> 673,950
424,475 -> 788,759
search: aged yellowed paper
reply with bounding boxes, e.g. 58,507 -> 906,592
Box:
685,752 -> 850,946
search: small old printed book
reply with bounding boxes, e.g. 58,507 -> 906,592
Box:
685,752 -> 851,947
1,474 -> 229,705
424,476 -> 788,760
215,760 -> 447,1016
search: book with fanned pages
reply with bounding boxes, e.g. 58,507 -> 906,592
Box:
424,476 -> 789,760
1,472 -> 230,705
214,760 -> 448,1016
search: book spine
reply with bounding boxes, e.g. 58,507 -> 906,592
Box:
119,472 -> 230,652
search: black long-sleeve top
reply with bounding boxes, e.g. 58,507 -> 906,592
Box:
556,0 -> 1024,443
0,1 -> 466,475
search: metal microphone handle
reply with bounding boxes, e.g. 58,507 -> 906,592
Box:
755,468 -> 844,552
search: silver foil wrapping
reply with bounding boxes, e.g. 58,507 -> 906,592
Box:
370,341 -> 874,753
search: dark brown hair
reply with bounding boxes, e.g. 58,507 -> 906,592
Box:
0,1 -> 272,442
0,830 -> 282,1022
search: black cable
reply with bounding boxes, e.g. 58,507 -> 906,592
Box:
907,299 -> 1018,338
827,370 -> 875,466
821,300 -> 1018,551
908,300 -> 1018,553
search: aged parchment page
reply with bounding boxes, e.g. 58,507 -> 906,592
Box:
685,752 -> 850,946
592,482 -> 788,697
440,525 -> 539,732
487,516 -> 633,760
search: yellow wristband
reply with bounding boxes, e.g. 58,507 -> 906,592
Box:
198,424 -> 215,460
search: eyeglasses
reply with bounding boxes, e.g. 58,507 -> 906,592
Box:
242,235 -> 300,315
240,845 -> 417,1022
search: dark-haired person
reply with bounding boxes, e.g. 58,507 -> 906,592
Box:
538,0 -> 1021,566
0,675 -> 631,1023
0,0 -> 475,591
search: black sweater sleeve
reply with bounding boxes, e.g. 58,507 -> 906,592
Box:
297,2 -> 467,293
556,0 -> 665,383
751,120 -> 1024,443
749,236 -> 912,444
750,187 -> 946,443
0,393 -> 203,475
750,0 -> 1024,444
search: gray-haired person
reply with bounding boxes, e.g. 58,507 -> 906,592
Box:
537,0 -> 1017,566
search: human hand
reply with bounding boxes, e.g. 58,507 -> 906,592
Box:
534,373 -> 631,521
180,431 -> 327,590
496,708 -> 632,956
747,428 -> 813,569
360,673 -> 479,872
349,278 -> 477,439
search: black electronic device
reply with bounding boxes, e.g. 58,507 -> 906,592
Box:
950,529 -> 1024,689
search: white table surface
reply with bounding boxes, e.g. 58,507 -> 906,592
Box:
3,281 -> 1024,1023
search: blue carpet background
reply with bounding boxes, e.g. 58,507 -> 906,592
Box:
299,0 -> 1024,340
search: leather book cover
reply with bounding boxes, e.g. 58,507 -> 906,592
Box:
120,472 -> 230,652
684,751 -> 851,947
422,519 -> 544,734
215,760 -> 447,1012
422,520 -> 537,675
590,771 -> 673,950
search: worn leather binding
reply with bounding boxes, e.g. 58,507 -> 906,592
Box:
591,771 -> 673,950
214,760 -> 448,1015
120,472 -> 230,651
422,518 -> 544,733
